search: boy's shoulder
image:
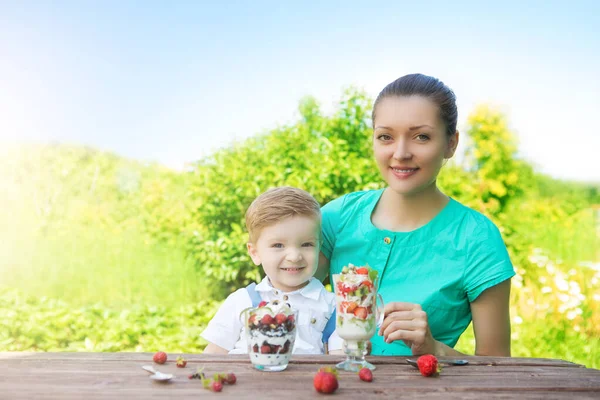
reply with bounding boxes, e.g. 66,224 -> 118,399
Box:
301,278 -> 335,307
222,287 -> 253,309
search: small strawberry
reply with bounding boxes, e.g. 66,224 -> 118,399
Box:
252,344 -> 259,353
356,267 -> 369,275
360,280 -> 374,289
314,367 -> 339,394
260,344 -> 271,354
344,301 -> 358,314
287,314 -> 295,323
358,367 -> 373,382
417,354 -> 442,377
225,372 -> 236,384
258,301 -> 268,307
176,356 -> 187,368
211,381 -> 223,392
152,351 -> 167,364
353,307 -> 368,319
260,314 -> 274,325
248,314 -> 257,325
275,313 -> 287,325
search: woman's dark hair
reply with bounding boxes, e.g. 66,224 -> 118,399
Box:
372,73 -> 458,137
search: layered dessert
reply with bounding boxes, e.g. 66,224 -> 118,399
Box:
334,264 -> 379,340
244,300 -> 297,372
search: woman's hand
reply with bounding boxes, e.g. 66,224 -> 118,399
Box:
378,302 -> 439,355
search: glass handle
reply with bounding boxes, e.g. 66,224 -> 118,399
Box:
375,293 -> 385,329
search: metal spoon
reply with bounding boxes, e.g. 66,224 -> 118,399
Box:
142,365 -> 175,382
406,358 -> 469,368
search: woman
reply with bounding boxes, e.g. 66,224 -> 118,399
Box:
317,73 -> 514,357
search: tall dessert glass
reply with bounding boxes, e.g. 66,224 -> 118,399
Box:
333,264 -> 384,371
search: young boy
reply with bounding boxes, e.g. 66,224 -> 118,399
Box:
202,186 -> 342,354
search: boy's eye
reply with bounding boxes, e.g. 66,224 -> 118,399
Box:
302,242 -> 315,247
271,243 -> 284,248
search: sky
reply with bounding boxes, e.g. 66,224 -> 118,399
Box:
1,0 -> 599,182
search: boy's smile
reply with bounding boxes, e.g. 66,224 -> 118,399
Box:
247,215 -> 320,292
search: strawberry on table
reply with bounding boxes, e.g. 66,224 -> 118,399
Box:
314,367 -> 339,394
417,354 -> 442,377
152,351 -> 167,364
225,372 -> 237,384
176,356 -> 187,368
211,381 -> 223,392
358,367 -> 373,382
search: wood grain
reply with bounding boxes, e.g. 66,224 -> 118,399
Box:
0,353 -> 597,399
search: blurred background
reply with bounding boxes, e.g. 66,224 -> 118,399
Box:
1,1 -> 599,367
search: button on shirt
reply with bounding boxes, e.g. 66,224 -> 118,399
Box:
321,189 -> 515,356
201,277 -> 342,354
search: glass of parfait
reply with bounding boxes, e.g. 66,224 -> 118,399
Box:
243,301 -> 298,372
333,264 -> 384,371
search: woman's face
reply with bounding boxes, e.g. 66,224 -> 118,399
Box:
372,95 -> 458,196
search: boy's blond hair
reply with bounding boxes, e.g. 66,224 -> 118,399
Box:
245,186 -> 321,243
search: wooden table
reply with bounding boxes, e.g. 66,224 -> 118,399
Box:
1,353 -> 599,399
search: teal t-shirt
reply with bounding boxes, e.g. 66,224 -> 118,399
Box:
321,189 -> 515,356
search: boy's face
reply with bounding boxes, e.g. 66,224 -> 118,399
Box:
247,215 -> 320,292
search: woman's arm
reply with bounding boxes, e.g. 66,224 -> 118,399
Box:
470,279 -> 512,356
379,280 -> 512,356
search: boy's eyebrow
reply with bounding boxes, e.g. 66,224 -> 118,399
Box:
265,236 -> 319,242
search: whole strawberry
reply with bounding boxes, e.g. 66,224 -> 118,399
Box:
314,367 -> 339,394
225,372 -> 236,385
358,367 -> 373,382
176,356 -> 187,368
202,376 -> 224,392
211,381 -> 223,392
417,354 -> 442,377
152,351 -> 167,364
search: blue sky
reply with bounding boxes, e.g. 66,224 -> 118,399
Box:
1,1 -> 599,181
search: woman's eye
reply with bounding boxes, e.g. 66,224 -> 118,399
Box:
416,134 -> 430,141
272,243 -> 284,248
377,134 -> 393,141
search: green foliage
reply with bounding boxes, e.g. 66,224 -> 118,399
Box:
0,287 -> 216,352
463,105 -> 534,215
186,89 -> 382,293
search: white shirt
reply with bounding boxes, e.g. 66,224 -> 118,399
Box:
201,277 -> 342,354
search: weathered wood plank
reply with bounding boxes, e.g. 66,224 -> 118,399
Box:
0,353 -> 597,399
